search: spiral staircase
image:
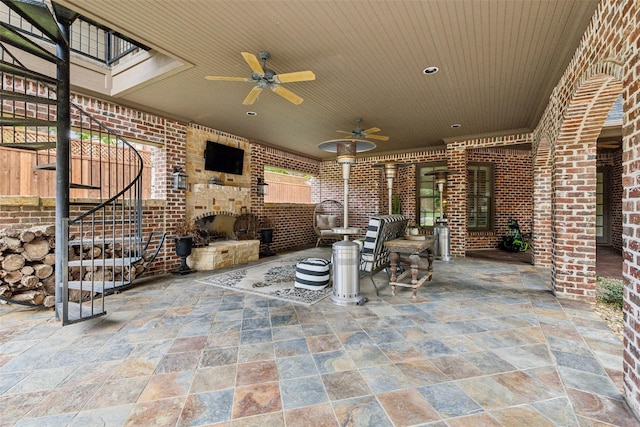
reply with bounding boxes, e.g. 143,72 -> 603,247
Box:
0,0 -> 164,324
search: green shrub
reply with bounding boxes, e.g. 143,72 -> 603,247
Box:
596,277 -> 624,309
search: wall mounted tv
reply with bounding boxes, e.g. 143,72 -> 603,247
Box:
204,140 -> 245,175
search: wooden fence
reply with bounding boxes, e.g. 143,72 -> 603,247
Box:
263,170 -> 311,203
0,144 -> 152,198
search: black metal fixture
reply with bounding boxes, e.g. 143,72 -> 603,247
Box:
257,177 -> 269,196
172,166 -> 187,190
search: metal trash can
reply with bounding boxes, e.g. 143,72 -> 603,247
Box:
434,219 -> 451,261
331,240 -> 366,305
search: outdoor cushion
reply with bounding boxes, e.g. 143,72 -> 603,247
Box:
316,214 -> 338,230
294,258 -> 331,290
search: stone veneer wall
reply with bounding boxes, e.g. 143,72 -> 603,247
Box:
184,124 -> 252,218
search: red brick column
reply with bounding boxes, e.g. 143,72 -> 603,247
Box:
552,75 -> 622,301
446,141 -> 467,257
533,137 -> 552,267
621,8 -> 640,415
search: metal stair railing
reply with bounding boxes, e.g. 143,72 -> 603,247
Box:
0,0 -> 156,324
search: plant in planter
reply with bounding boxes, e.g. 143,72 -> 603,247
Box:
406,223 -> 420,236
173,220 -> 198,275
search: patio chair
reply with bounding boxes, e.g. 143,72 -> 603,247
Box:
314,199 -> 344,247
359,214 -> 408,295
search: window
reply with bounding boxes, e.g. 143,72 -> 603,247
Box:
467,162 -> 494,231
263,166 -> 313,204
416,162 -> 448,228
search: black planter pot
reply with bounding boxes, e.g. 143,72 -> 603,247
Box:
173,236 -> 195,275
259,228 -> 276,257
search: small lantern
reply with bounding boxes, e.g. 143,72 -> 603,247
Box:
257,177 -> 269,196
172,166 -> 187,190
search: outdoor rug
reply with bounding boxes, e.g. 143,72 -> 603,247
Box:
197,247 -> 333,305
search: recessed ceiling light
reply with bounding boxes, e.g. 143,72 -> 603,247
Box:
423,66 -> 439,75
451,123 -> 461,128
246,111 -> 257,116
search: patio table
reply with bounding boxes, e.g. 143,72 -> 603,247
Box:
384,235 -> 437,299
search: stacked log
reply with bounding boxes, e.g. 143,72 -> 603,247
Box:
0,225 -> 56,306
0,225 -> 149,307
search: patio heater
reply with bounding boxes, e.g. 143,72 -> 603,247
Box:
318,139 -> 376,305
425,169 -> 452,261
373,161 -> 408,215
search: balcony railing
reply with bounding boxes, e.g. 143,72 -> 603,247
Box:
0,2 -> 148,66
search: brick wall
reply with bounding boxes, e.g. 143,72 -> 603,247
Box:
317,151 -> 447,239
528,0 -> 639,416
250,144 -> 320,253
466,148 -> 532,250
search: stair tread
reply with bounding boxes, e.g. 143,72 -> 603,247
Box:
0,89 -> 57,105
70,183 -> 101,190
67,280 -> 131,292
67,256 -> 141,267
56,302 -> 106,325
68,236 -> 142,245
0,117 -> 56,128
34,163 -> 56,170
5,0 -> 65,45
1,142 -> 56,150
0,23 -> 60,64
0,61 -> 58,85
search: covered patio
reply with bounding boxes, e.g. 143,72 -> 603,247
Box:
0,250 -> 632,426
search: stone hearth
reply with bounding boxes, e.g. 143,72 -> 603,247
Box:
187,240 -> 259,271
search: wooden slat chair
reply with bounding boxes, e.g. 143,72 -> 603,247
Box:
359,214 -> 408,295
314,199 -> 344,247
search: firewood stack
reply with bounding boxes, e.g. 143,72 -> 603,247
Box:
0,225 -> 151,308
0,225 -> 56,307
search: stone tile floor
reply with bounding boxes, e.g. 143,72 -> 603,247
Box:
0,248 -> 637,426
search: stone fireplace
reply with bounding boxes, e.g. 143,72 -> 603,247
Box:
185,183 -> 259,270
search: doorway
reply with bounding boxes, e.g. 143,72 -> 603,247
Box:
596,166 -> 611,245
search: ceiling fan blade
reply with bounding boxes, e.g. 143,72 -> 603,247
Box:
336,130 -> 352,135
242,86 -> 263,105
366,134 -> 389,141
274,70 -> 316,83
271,85 -> 303,105
241,52 -> 264,74
205,76 -> 250,82
363,127 -> 381,134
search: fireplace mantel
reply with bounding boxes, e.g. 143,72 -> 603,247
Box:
188,183 -> 251,219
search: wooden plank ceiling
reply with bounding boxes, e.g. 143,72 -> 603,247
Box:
56,0 -> 600,159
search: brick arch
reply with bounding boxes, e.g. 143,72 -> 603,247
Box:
532,135 -> 552,267
551,73 -> 623,301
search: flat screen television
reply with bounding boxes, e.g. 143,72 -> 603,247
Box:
204,140 -> 245,175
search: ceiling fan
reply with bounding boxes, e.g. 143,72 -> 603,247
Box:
337,118 -> 389,141
205,51 -> 315,105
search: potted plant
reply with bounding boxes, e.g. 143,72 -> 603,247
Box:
406,223 -> 420,236
173,221 -> 197,275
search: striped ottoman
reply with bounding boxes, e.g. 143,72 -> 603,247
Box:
294,258 -> 331,290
